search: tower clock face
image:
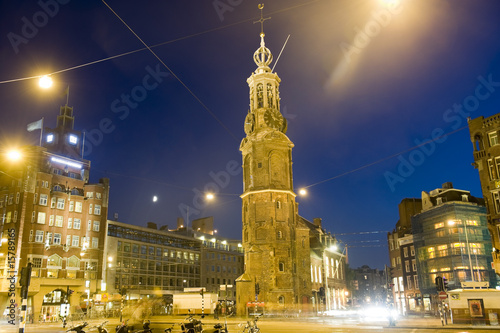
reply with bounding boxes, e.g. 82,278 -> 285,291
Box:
264,109 -> 284,130
244,113 -> 255,135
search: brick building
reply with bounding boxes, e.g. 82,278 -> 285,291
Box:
0,105 -> 109,322
387,198 -> 423,314
469,114 -> 500,276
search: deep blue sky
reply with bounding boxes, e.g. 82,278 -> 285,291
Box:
1,0 -> 500,270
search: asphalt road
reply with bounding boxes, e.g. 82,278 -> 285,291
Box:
0,316 -> 498,333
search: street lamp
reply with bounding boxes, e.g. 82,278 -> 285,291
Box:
448,220 -> 474,282
39,75 -> 53,89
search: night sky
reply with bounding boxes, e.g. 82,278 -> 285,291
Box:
1,0 -> 500,270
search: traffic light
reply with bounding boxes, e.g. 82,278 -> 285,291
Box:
19,264 -> 32,287
121,288 -> 127,296
443,277 -> 448,291
255,283 -> 260,295
435,276 -> 443,292
200,289 -> 204,297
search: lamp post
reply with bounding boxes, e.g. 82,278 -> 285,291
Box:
448,220 -> 474,282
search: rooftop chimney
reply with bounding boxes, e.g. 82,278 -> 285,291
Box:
442,182 -> 453,189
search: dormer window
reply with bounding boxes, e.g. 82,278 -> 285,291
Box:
436,197 -> 443,205
462,194 -> 469,202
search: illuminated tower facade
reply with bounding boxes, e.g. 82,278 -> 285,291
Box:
236,26 -> 313,314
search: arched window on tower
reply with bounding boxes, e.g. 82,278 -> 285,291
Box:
279,262 -> 285,272
276,200 -> 282,209
267,83 -> 274,108
278,295 -> 285,305
257,83 -> 264,108
474,134 -> 484,151
277,231 -> 283,239
244,156 -> 252,190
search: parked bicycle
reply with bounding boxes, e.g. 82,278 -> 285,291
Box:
238,315 -> 261,333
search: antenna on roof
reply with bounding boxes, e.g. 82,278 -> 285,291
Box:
271,34 -> 291,72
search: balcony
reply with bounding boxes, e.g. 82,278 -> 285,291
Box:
473,150 -> 486,160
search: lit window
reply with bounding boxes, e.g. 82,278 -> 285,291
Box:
94,205 -> 101,215
75,201 -> 82,212
69,134 -> 78,145
93,221 -> 100,232
434,222 -> 444,229
46,134 -> 54,143
55,216 -> 63,227
37,212 -> 46,224
73,218 -> 81,230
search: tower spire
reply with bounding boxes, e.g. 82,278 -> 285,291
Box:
252,4 -> 273,72
254,4 -> 271,38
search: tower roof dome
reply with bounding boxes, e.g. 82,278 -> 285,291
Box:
253,33 -> 273,73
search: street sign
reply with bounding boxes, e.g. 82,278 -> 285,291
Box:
439,291 -> 448,300
60,304 -> 70,317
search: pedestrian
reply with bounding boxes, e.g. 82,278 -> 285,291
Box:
214,302 -> 220,320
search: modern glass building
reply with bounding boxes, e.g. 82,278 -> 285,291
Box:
412,183 -> 497,295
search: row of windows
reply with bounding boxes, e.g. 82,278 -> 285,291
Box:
403,246 -> 415,258
406,275 -> 419,290
0,193 -> 101,216
206,277 -> 234,286
30,230 -> 99,248
35,213 -> 100,231
0,193 -> 20,207
205,252 -> 239,262
405,260 -> 417,273
118,241 -> 199,261
28,255 -> 97,270
206,265 -> 240,274
434,220 -> 479,230
427,243 -> 484,258
109,225 -> 200,250
115,276 -> 199,288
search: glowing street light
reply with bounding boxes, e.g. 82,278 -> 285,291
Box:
299,188 -> 307,196
6,150 -> 22,161
39,75 -> 53,89
152,195 -> 158,202
328,244 -> 338,252
206,193 -> 215,200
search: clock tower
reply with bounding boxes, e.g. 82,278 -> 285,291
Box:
236,7 -> 312,315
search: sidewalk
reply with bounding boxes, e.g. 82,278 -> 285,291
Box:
391,315 -> 500,330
